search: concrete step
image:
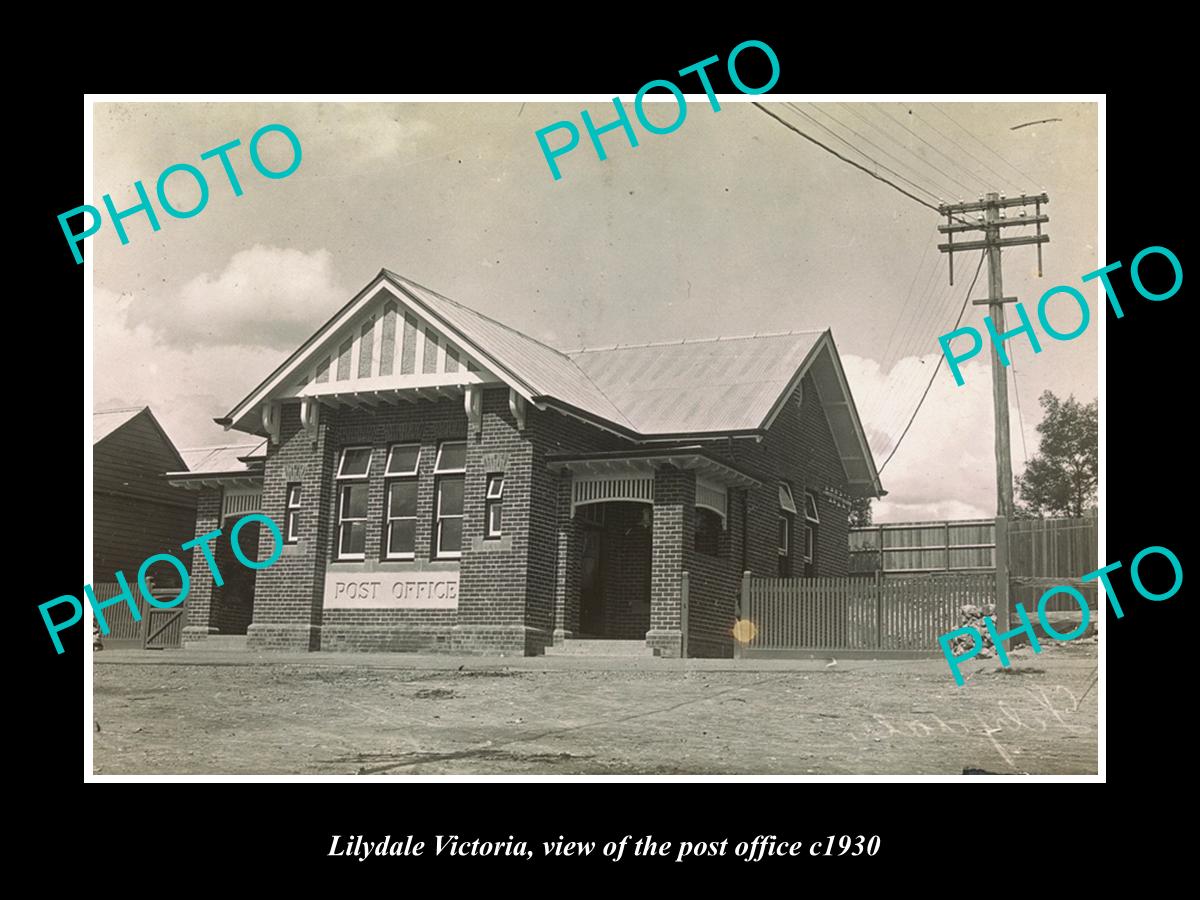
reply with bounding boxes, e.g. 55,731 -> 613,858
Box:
198,635 -> 249,650
544,639 -> 655,658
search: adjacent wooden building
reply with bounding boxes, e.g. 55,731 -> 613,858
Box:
93,407 -> 197,647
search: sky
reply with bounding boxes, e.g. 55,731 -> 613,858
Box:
91,98 -> 1098,522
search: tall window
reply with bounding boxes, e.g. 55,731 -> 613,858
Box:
384,444 -> 421,559
778,481 -> 797,577
284,483 -> 302,544
335,447 -> 372,560
804,490 -> 820,569
778,515 -> 791,577
433,441 -> 467,559
485,473 -> 505,539
696,507 -> 722,556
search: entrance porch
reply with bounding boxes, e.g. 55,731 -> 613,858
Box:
548,448 -> 759,658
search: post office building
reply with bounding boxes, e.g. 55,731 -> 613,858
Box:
167,270 -> 884,656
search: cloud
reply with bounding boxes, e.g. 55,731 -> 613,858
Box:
95,287 -> 291,450
842,352 -> 1003,522
124,245 -> 349,348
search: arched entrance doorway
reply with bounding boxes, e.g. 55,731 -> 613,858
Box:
210,515 -> 258,636
577,501 -> 653,639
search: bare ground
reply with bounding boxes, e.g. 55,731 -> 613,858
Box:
92,641 -> 1098,775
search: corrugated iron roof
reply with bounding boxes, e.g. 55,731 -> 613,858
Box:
215,269 -> 878,494
568,332 -> 824,435
383,271 -> 636,431
93,406 -> 147,444
172,440 -> 267,476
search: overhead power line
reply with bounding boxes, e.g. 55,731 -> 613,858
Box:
878,252 -> 986,473
751,102 -> 972,226
930,103 -> 1039,187
780,102 -> 945,205
906,106 -> 1018,193
1011,363 -> 1030,463
834,103 -> 974,202
869,103 -> 985,196
796,103 -> 951,204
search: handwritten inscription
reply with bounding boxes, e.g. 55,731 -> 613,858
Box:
845,684 -> 1092,770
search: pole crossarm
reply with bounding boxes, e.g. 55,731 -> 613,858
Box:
938,214 -> 1049,234
938,234 -> 1050,252
938,193 -> 1049,214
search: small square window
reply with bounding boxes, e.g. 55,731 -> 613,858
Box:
486,473 -> 505,500
779,482 -> 798,515
434,441 -> 467,473
386,444 -> 421,476
804,491 -> 820,523
337,446 -> 372,479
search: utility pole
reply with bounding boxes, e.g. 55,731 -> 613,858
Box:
937,192 -> 1049,631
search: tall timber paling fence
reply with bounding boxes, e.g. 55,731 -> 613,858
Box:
1006,513 -> 1099,614
735,573 -> 994,659
849,512 -> 1099,617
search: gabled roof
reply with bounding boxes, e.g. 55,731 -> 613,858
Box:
93,405 -> 188,471
568,332 -> 824,436
218,270 -> 883,496
382,271 -> 635,430
94,406 -> 145,444
169,441 -> 267,478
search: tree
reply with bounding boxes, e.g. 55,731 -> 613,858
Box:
1015,390 -> 1098,518
849,495 -> 873,528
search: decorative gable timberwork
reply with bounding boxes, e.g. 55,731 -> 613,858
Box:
291,292 -> 497,402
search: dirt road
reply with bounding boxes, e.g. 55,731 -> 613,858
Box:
92,643 -> 1098,775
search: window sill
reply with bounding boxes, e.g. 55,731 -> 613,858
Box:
470,534 -> 514,553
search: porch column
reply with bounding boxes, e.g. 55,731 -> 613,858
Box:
647,466 -> 695,658
182,489 -> 222,646
552,472 -> 583,644
248,404 -> 336,651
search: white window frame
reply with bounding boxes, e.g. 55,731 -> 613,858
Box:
803,491 -> 820,564
778,514 -> 790,558
434,440 -> 467,475
779,482 -> 798,515
485,473 -> 505,538
285,483 -> 302,544
433,441 -> 467,559
385,443 -> 421,476
337,445 -> 373,479
384,480 -> 419,560
335,446 -> 372,560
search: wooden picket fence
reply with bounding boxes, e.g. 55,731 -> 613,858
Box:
736,573 -> 993,659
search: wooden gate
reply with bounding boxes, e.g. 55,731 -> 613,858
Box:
736,573 -> 993,659
90,583 -> 185,650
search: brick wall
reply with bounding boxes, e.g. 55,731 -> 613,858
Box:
684,491 -> 744,658
527,405 -> 632,647
457,388 -> 534,655
242,391 -> 629,655
727,373 -> 852,578
182,490 -> 222,643
248,403 -> 336,651
648,467 -> 691,657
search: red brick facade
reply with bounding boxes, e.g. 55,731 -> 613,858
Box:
183,362 -> 858,658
